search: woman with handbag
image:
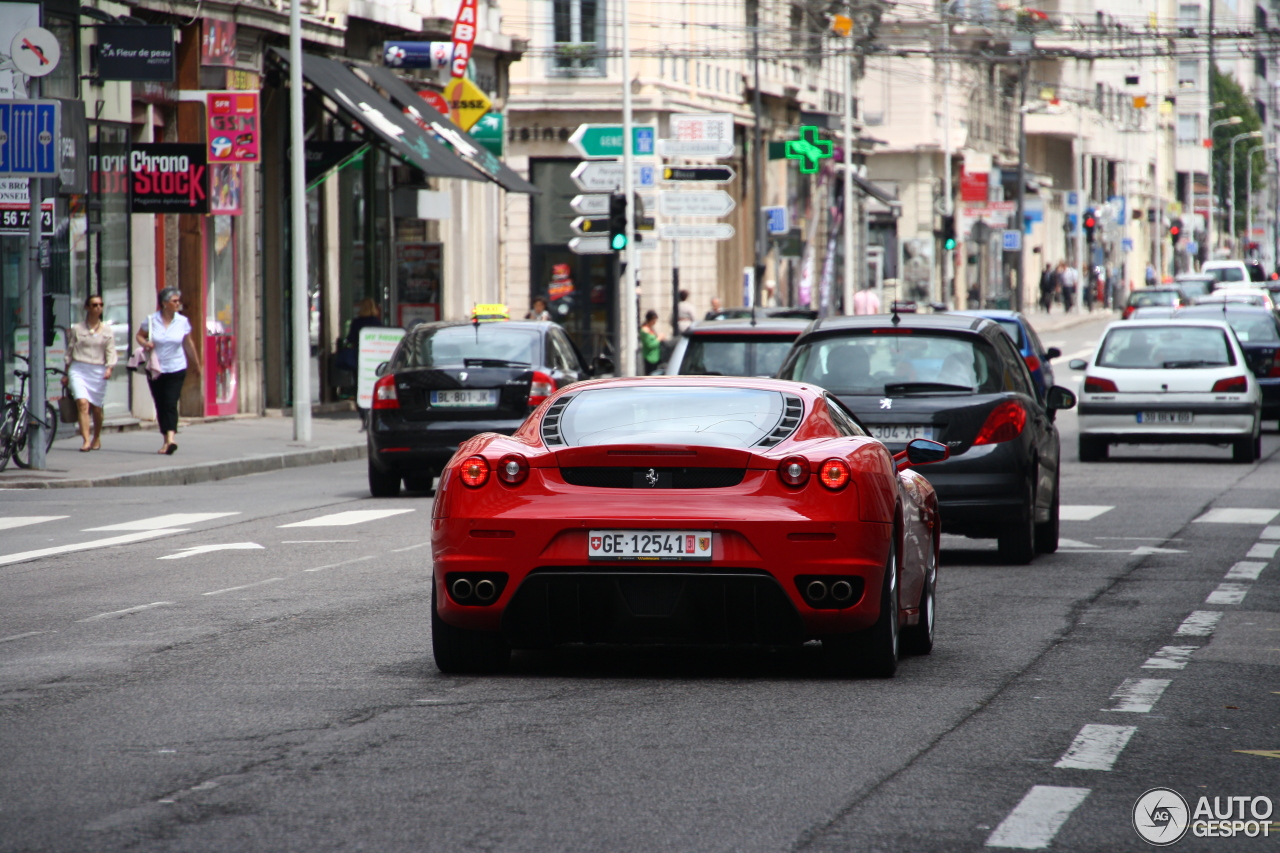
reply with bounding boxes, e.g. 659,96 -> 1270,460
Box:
135,287 -> 203,455
63,294 -> 117,452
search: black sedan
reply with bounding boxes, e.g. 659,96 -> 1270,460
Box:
777,314 -> 1076,563
367,320 -> 610,497
1176,304 -> 1280,425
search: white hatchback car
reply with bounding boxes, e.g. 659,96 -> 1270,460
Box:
1072,319 -> 1262,462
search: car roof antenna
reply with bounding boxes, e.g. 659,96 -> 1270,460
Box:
891,302 -> 901,327
750,301 -> 757,327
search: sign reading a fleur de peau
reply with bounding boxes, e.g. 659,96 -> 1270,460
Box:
785,126 -> 832,174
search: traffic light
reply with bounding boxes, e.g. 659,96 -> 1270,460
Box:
1083,209 -> 1096,244
608,192 -> 628,251
940,214 -> 956,251
1169,218 -> 1182,245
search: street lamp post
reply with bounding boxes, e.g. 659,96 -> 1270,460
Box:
1207,115 -> 1243,258
1229,130 -> 1263,253
1246,142 -> 1276,259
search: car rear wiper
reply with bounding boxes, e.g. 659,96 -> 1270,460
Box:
1162,360 -> 1229,369
884,382 -> 974,395
462,358 -> 531,368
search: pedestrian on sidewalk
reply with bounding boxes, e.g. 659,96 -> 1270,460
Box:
640,310 -> 664,374
63,294 -> 116,452
676,289 -> 696,334
1059,262 -> 1078,312
1039,264 -> 1056,313
136,287 -> 203,456
704,297 -> 722,320
853,282 -> 881,315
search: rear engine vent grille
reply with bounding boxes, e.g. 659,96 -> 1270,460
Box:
756,395 -> 805,448
541,395 -> 574,446
560,467 -> 746,489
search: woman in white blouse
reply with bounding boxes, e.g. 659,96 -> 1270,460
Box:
136,287 -> 203,455
64,294 -> 117,451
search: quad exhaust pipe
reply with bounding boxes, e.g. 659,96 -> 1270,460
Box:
474,579 -> 497,602
830,580 -> 854,602
805,580 -> 827,602
451,578 -> 473,600
448,573 -> 507,605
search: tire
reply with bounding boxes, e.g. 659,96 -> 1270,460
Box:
1035,471 -> 1060,554
823,538 -> 899,678
1233,435 -> 1257,464
0,403 -> 18,473
1254,433 -> 1262,459
368,460 -> 402,497
998,481 -> 1037,565
43,402 -> 57,453
431,588 -> 510,674
1078,435 -> 1107,462
8,408 -> 30,469
403,471 -> 436,493
900,538 -> 936,656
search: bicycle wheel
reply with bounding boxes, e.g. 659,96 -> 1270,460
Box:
8,405 -> 30,469
44,402 -> 57,453
0,403 -> 18,472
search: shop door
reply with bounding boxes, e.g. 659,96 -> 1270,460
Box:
204,215 -> 237,414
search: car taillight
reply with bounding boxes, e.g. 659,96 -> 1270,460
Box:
818,458 -> 850,490
459,455 -> 490,487
1084,376 -> 1118,393
777,456 -> 810,487
1122,306 -> 1135,319
1269,359 -> 1280,378
497,454 -> 529,485
973,400 -> 1027,446
1024,354 -> 1041,373
372,374 -> 399,409
1212,375 -> 1248,393
528,371 -> 556,407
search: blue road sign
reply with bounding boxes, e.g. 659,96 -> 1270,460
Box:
1002,229 -> 1021,251
634,127 -> 655,156
0,100 -> 60,177
764,205 -> 788,235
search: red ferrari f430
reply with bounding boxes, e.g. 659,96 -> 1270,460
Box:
430,377 -> 948,676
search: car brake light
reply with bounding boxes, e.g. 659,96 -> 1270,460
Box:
818,458 -> 850,490
459,455 -> 490,487
1084,376 -> 1118,393
1212,375 -> 1248,393
1024,354 -> 1041,373
497,454 -> 529,485
1269,359 -> 1280,378
973,400 -> 1027,446
528,371 -> 556,407
1122,306 -> 1134,319
777,456 -> 810,487
372,374 -> 399,409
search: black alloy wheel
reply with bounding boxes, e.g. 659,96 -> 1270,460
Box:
823,537 -> 899,678
998,480 -> 1037,565
368,459 -> 402,498
431,588 -> 511,674
900,538 -> 936,656
1035,469 -> 1060,554
1078,435 -> 1108,462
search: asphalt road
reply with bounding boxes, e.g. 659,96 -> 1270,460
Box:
2,314 -> 1278,852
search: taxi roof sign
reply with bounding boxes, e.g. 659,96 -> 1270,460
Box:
472,303 -> 509,322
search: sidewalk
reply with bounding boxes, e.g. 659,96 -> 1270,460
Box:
1018,306 -> 1116,335
0,413 -> 366,490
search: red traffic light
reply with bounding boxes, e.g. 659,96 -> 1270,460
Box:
1170,225 -> 1180,236
1083,215 -> 1096,228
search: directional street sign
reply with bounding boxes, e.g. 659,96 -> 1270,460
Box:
658,139 -> 734,158
571,216 -> 609,235
763,205 -> 789,234
571,192 -> 653,215
569,124 -> 657,159
0,100 -> 61,177
569,235 -> 614,254
571,161 -> 656,192
658,190 -> 735,217
1001,229 -> 1022,251
660,224 -> 735,240
661,166 -> 735,183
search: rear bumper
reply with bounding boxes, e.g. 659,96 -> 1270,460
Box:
1078,413 -> 1257,440
911,442 -> 1029,532
368,416 -> 524,472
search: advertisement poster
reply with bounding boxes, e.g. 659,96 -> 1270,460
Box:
356,328 -> 406,410
395,242 -> 442,305
206,91 -> 259,163
129,143 -> 208,214
96,25 -> 176,81
0,3 -> 40,99
0,178 -> 52,235
210,163 -> 241,215
201,19 -> 236,66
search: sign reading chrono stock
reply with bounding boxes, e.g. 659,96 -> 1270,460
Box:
129,143 -> 208,214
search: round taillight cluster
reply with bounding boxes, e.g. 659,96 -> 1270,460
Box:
777,456 -> 810,487
498,454 -> 529,484
459,455 -> 490,487
818,458 -> 850,490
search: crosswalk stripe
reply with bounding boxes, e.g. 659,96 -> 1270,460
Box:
1193,508 -> 1280,525
1104,678 -> 1170,713
1261,526 -> 1280,540
278,509 -> 415,528
0,529 -> 187,568
1225,561 -> 1266,581
1247,542 -> 1279,559
1059,506 -> 1113,521
0,516 -> 68,530
1054,725 -> 1137,771
1206,583 -> 1250,605
986,785 -> 1091,848
85,513 -> 240,532
1175,611 -> 1223,637
1142,646 -> 1198,670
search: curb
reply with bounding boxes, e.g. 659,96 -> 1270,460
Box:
1026,311 -> 1116,334
1,443 -> 366,490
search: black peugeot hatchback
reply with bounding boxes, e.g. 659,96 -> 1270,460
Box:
777,313 -> 1077,563
367,319 -> 611,497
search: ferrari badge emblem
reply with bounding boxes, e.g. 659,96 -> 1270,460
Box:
590,536 -> 602,549
879,398 -> 892,409
646,468 -> 659,487
698,537 -> 710,551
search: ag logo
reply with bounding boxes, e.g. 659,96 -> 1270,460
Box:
1133,787 -> 1189,846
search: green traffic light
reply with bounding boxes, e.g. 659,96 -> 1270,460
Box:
611,233 -> 628,250
944,238 -> 956,251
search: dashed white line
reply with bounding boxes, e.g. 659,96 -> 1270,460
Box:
1104,678 -> 1171,713
1142,646 -> 1199,670
279,509 -> 414,528
1225,561 -> 1266,581
1059,506 -> 1114,521
202,578 -> 285,596
0,516 -> 67,530
1176,611 -> 1223,636
1192,508 -> 1280,525
281,540 -> 358,544
1246,543 -> 1279,560
1206,583 -> 1250,605
391,541 -> 432,553
304,556 -> 375,572
86,513 -> 240,532
986,785 -> 1091,849
1054,725 -> 1137,771
77,602 -> 174,622
0,630 -> 53,643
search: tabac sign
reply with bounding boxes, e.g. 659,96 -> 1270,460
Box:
129,143 -> 208,213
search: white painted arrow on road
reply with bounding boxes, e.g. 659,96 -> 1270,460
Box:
158,543 -> 265,560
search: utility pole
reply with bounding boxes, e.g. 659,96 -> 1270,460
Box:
752,26 -> 765,307
26,75 -> 46,469
1014,63 -> 1027,312
842,45 -> 853,315
941,7 -> 954,308
289,0 -> 311,440
1075,97 -> 1086,310
619,0 -> 637,376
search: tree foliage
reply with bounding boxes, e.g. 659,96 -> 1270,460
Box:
1210,67 -> 1265,240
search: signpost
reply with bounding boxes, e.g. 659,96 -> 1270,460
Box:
660,165 -> 735,183
96,25 -> 176,81
569,235 -> 613,255
0,101 -> 60,176
1001,229 -> 1022,252
658,139 -> 733,158
764,205 -> 788,235
571,216 -> 609,235
571,161 -> 655,192
442,76 -> 491,132
657,190 -> 735,217
659,224 -> 735,240
569,124 -> 656,159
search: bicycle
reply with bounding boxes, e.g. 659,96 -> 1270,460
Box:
0,354 -> 64,472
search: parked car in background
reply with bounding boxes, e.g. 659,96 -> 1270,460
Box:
664,318 -> 810,377
1246,259 -> 1267,282
1130,306 -> 1180,320
1196,287 -> 1277,313
1121,287 -> 1186,319
1174,273 -> 1215,303
1201,260 -> 1251,287
950,309 -> 1061,400
1176,304 -> 1280,426
707,307 -> 818,322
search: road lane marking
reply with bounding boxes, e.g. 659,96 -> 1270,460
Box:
1225,561 -> 1267,580
1058,539 -> 1097,549
391,541 -> 432,553
157,543 -> 264,560
1176,611 -> 1223,636
1193,508 -> 1280,525
1261,526 -> 1280,540
1142,646 -> 1199,670
278,509 -> 414,528
1207,583 -> 1250,605
0,529 -> 188,567
1104,678 -> 1171,713
1059,506 -> 1114,521
1246,543 -> 1279,559
1054,725 -> 1137,771
1130,546 -> 1186,556
305,556 -> 375,572
281,540 -> 358,544
0,630 -> 53,643
77,602 -> 174,622
85,513 -> 240,531
0,516 -> 67,530
986,785 -> 1091,849
202,578 -> 285,596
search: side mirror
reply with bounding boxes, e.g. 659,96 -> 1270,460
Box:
1068,358 -> 1088,371
592,355 -> 615,376
1046,385 -> 1077,412
1045,347 -> 1062,360
375,361 -> 389,377
896,438 -> 950,471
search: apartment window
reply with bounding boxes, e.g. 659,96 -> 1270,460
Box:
1177,59 -> 1198,88
1178,3 -> 1200,29
1256,55 -> 1267,80
552,0 -> 602,76
1177,113 -> 1199,145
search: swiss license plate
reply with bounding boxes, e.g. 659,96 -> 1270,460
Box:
588,530 -> 713,560
1136,411 -> 1193,424
431,389 -> 498,407
869,424 -> 933,441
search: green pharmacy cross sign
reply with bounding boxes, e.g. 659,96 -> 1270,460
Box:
785,126 -> 833,174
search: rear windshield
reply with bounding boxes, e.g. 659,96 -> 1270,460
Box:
1177,279 -> 1213,298
394,325 -> 541,368
677,335 -> 798,377
1207,267 -> 1245,283
1097,326 -> 1236,369
780,332 -> 1010,395
1130,290 -> 1178,307
558,386 -> 785,448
